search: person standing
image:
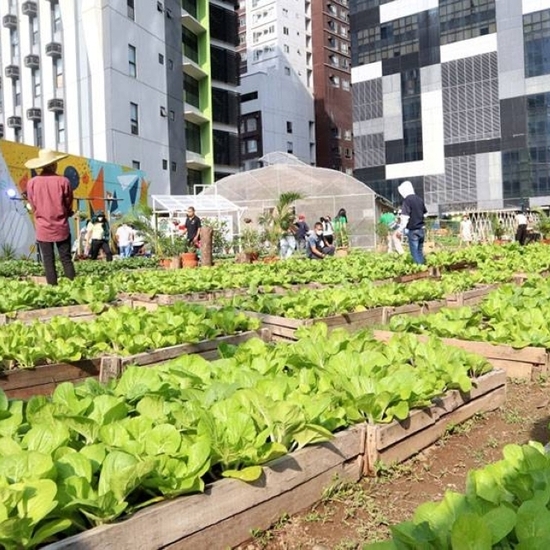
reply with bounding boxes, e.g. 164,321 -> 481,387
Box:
379,210 -> 404,254
183,206 -> 201,246
115,221 -> 134,258
306,222 -> 335,259
85,211 -> 113,261
459,214 -> 473,246
396,180 -> 427,265
515,211 -> 528,245
322,215 -> 334,245
333,208 -> 349,247
294,214 -> 309,252
25,148 -> 76,285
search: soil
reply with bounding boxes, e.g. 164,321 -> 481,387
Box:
237,379 -> 550,550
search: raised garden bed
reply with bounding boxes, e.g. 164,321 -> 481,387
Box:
43,369 -> 505,550
373,330 -> 548,380
0,303 -> 119,325
363,369 -> 506,474
445,284 -> 498,308
0,329 -> 269,399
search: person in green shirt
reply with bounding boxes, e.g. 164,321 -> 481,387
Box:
379,211 -> 404,255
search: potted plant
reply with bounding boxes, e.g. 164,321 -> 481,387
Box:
180,239 -> 199,268
535,209 -> 550,243
239,227 -> 262,263
157,236 -> 182,269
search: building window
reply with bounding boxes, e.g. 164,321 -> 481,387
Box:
160,106 -> 167,117
286,141 -> 293,154
132,160 -> 140,170
241,91 -> 258,102
524,10 -> 550,78
184,73 -> 200,108
13,80 -> 21,107
286,121 -> 293,133
168,59 -> 174,70
32,69 -> 41,98
159,53 -> 164,64
401,69 -> 423,162
10,29 -> 19,59
34,120 -> 43,148
183,29 -> 199,64
169,110 -> 175,121
329,74 -> 340,87
52,1 -> 62,35
284,66 -> 291,76
30,17 -> 39,47
246,117 -> 257,132
283,27 -> 289,35
246,139 -> 258,153
440,0 -> 496,46
186,121 -> 202,154
171,161 -> 177,171
14,127 -> 22,143
130,102 -> 139,135
342,79 -> 350,91
162,159 -> 168,170
55,112 -> 65,144
54,57 -> 63,88
128,45 -> 137,77
284,44 -> 289,53
127,0 -> 135,20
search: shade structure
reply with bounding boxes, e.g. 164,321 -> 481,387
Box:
151,194 -> 246,242
201,154 -> 380,248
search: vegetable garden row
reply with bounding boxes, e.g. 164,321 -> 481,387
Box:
0,243 -> 550,548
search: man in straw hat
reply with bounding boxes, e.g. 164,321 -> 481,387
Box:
25,148 -> 76,285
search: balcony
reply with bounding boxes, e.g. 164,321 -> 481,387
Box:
45,42 -> 62,58
182,5 -> 206,35
3,14 -> 17,30
182,57 -> 207,80
22,1 -> 38,17
5,65 -> 20,80
47,98 -> 64,112
24,54 -> 40,69
186,150 -> 209,170
26,108 -> 41,121
7,116 -> 22,129
184,103 -> 209,125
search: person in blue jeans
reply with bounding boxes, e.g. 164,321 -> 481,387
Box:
396,180 -> 427,265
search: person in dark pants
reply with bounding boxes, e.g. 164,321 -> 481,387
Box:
515,212 -> 528,245
294,213 -> 309,252
25,148 -> 76,286
85,211 -> 113,261
183,206 -> 201,246
396,180 -> 427,265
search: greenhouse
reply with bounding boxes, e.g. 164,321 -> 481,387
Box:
201,152 -> 385,248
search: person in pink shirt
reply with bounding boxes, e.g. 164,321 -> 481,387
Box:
25,148 -> 76,285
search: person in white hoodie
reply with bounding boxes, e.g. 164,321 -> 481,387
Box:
396,180 -> 427,265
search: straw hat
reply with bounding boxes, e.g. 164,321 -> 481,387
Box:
24,148 -> 68,170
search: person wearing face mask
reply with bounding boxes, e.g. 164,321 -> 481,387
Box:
306,221 -> 335,259
85,211 -> 113,261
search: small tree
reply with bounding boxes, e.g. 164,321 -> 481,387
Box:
258,192 -> 304,253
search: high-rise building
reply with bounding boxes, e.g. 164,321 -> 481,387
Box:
0,1 -> 240,196
351,0 -> 550,213
311,0 -> 353,173
237,0 -> 316,170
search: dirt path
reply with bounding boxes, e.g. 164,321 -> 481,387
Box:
238,379 -> 550,550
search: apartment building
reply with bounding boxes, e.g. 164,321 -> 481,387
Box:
311,0 -> 353,173
237,0 -> 316,170
351,0 -> 550,213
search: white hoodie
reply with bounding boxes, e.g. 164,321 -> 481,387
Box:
397,180 -> 415,231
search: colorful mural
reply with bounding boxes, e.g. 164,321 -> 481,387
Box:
0,140 -> 149,258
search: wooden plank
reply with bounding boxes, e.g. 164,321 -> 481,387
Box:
0,360 -> 101,399
376,408 -> 436,451
394,270 -> 431,284
385,304 -> 423,321
45,426 -> 364,550
372,331 -> 548,365
373,386 -> 506,470
164,459 -> 361,550
119,331 -> 265,368
99,357 -> 123,384
421,300 -> 447,314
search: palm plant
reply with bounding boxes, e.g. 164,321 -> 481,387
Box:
258,192 -> 304,253
119,204 -> 169,256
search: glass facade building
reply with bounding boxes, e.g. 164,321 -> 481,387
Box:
351,0 -> 550,213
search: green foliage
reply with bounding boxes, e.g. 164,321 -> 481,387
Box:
363,442 -> 550,550
0,328 -> 491,545
258,192 -> 304,252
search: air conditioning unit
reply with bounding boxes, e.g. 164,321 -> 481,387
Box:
45,42 -> 62,58
47,98 -> 64,112
22,1 -> 38,17
7,116 -> 22,128
24,54 -> 40,69
27,108 -> 41,121
3,15 -> 17,30
5,65 -> 20,79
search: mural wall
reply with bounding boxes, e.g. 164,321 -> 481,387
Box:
0,140 -> 149,258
